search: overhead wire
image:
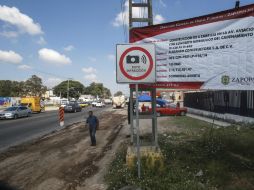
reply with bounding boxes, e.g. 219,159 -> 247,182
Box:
31,68 -> 69,80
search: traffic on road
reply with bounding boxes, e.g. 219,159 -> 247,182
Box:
0,104 -> 110,151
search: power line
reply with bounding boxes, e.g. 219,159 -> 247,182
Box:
31,68 -> 69,80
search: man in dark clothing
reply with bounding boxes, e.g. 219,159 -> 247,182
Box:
86,111 -> 99,146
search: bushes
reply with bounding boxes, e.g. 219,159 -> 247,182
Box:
105,119 -> 254,190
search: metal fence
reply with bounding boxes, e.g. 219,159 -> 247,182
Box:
184,91 -> 254,118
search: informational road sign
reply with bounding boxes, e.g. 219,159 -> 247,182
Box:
130,3 -> 254,90
116,44 -> 156,83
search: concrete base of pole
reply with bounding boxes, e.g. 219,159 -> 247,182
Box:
126,145 -> 164,171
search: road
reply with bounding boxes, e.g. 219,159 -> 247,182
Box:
0,106 -> 110,152
0,108 -> 127,190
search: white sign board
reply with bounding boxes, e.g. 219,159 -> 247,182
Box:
116,44 -> 156,83
130,4 -> 254,90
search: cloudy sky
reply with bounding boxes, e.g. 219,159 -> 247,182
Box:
0,0 -> 253,95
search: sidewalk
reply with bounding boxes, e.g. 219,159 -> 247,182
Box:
187,113 -> 231,127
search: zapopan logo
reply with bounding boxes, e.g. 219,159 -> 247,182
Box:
221,75 -> 254,86
232,77 -> 254,85
119,47 -> 154,80
221,75 -> 230,85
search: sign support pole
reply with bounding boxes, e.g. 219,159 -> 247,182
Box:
130,88 -> 134,144
152,88 -> 158,147
135,84 -> 141,178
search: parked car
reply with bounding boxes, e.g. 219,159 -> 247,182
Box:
91,101 -> 97,107
95,101 -> 105,108
64,101 -> 82,113
60,99 -> 68,108
149,103 -> 187,116
104,99 -> 112,104
0,106 -> 32,119
78,102 -> 89,108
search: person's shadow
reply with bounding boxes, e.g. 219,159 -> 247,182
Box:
0,181 -> 19,190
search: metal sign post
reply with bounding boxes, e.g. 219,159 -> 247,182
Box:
135,84 -> 141,178
116,44 -> 156,179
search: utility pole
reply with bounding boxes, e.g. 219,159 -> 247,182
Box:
67,78 -> 72,100
235,0 -> 240,8
129,0 -> 153,29
129,0 -> 153,179
67,79 -> 69,100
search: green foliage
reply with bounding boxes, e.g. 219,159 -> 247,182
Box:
53,80 -> 85,99
84,82 -> 111,98
105,118 -> 254,190
25,75 -> 47,96
0,80 -> 12,96
103,87 -> 112,98
114,91 -> 123,96
0,76 -> 112,99
0,75 -> 46,97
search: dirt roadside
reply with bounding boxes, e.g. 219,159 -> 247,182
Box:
0,109 -> 128,190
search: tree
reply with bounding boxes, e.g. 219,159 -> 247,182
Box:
11,81 -> 25,97
53,80 -> 85,99
25,75 -> 47,96
103,87 -> 112,98
84,82 -> 103,97
0,75 -> 46,97
0,80 -> 12,96
114,91 -> 123,96
84,82 -> 112,98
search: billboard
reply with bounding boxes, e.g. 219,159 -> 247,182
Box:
0,97 -> 21,109
130,4 -> 254,90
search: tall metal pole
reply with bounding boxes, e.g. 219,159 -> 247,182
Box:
235,1 -> 240,8
135,84 -> 141,178
152,88 -> 158,147
129,0 -> 133,29
129,0 -> 154,179
148,0 -> 153,26
130,88 -> 134,144
67,79 -> 70,100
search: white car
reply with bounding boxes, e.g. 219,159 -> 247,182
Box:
95,102 -> 105,108
91,101 -> 97,107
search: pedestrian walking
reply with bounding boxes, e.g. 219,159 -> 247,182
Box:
86,111 -> 99,146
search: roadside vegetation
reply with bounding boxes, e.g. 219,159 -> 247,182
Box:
105,117 -> 254,190
0,76 -> 112,99
0,75 -> 47,97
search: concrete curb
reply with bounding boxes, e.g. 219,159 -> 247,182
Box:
187,113 -> 231,127
187,107 -> 254,124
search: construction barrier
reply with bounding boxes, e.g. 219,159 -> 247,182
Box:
59,107 -> 64,127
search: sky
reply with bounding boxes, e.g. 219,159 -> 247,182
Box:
0,0 -> 254,96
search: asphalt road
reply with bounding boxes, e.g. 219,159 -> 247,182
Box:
0,106 -> 110,152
